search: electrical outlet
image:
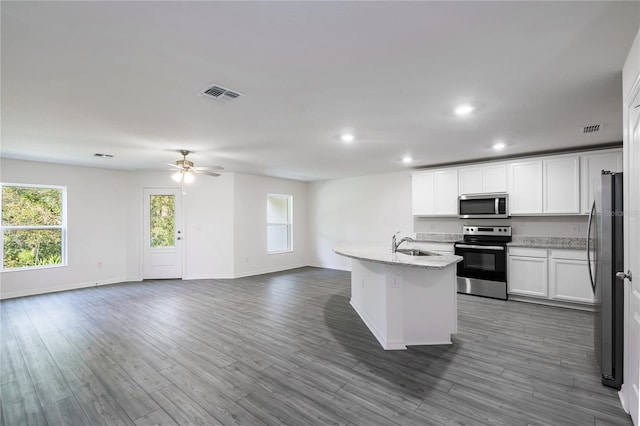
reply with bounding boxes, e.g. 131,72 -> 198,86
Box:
391,277 -> 400,288
361,278 -> 365,288
572,224 -> 580,234
245,257 -> 249,263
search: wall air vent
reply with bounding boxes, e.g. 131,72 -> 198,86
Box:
582,124 -> 601,134
198,83 -> 242,103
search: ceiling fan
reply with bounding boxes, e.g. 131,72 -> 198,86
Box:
167,150 -> 223,192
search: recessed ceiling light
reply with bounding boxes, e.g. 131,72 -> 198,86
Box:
340,133 -> 355,143
493,142 -> 506,151
454,104 -> 475,116
402,156 -> 413,164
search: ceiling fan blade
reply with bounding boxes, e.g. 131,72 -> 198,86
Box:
198,171 -> 221,177
194,165 -> 224,171
165,163 -> 182,169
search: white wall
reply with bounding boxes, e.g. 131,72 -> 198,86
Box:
307,170 -> 591,272
1,159 -> 310,298
1,159 -> 129,298
307,171 -> 413,271
233,173 -> 308,277
124,170 -> 236,281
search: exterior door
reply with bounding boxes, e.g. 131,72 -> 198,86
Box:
143,188 -> 182,279
623,83 -> 639,426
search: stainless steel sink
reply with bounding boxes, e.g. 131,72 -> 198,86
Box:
395,248 -> 439,256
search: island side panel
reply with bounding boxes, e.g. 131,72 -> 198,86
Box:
395,264 -> 458,345
349,259 -> 406,350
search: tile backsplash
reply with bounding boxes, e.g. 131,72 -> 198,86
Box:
413,215 -> 588,237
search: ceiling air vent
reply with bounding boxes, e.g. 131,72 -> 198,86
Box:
582,124 -> 601,134
198,83 -> 242,103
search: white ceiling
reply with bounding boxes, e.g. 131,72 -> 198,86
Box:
2,1 -> 639,181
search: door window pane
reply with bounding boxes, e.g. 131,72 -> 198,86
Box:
150,195 -> 175,248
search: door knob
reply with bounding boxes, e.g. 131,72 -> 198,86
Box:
616,270 -> 632,281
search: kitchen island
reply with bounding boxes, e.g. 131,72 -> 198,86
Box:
334,246 -> 462,350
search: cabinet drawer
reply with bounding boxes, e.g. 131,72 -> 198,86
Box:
550,249 -> 587,261
508,247 -> 547,258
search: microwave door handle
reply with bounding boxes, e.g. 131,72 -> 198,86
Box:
495,197 -> 499,215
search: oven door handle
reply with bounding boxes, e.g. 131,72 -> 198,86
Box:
454,244 -> 504,251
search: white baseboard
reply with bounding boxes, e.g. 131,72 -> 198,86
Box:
181,273 -> 236,280
231,263 -> 309,278
308,261 -> 351,272
508,294 -> 596,311
350,299 -> 406,350
0,264 -> 343,300
0,276 -> 133,300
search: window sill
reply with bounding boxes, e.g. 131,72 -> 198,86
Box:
268,250 -> 293,255
1,263 -> 67,273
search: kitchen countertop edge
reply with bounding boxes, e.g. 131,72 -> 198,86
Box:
334,246 -> 462,270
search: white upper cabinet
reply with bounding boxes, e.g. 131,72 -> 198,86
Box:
459,164 -> 507,195
459,167 -> 483,194
411,148 -> 621,217
433,169 -> 458,215
411,169 -> 458,216
580,149 -> 623,214
508,160 -> 543,214
411,171 -> 435,216
543,155 -> 580,214
483,164 -> 508,193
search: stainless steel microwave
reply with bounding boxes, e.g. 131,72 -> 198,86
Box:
458,193 -> 509,219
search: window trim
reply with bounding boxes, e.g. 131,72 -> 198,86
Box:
1,182 -> 68,271
266,193 -> 293,254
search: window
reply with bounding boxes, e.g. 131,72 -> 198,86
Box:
1,184 -> 66,270
267,194 -> 292,253
149,195 -> 175,248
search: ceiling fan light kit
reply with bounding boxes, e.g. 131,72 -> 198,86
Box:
167,150 -> 223,194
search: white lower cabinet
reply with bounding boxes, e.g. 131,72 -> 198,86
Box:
548,250 -> 594,303
508,247 -> 594,306
508,248 -> 548,297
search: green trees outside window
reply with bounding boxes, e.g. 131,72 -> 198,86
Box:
1,185 -> 65,269
150,195 -> 175,248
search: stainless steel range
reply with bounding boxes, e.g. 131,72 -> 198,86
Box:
454,226 -> 512,300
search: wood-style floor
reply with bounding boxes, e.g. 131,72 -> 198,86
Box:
0,267 -> 632,425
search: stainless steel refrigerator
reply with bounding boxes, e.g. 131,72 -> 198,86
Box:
588,171 -> 624,389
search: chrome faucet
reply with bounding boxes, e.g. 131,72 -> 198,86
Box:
391,231 -> 414,253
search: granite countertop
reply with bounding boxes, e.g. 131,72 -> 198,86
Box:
334,246 -> 462,270
508,236 -> 587,250
414,233 -> 462,243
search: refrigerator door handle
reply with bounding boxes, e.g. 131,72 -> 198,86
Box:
587,200 -> 596,292
616,270 -> 632,281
